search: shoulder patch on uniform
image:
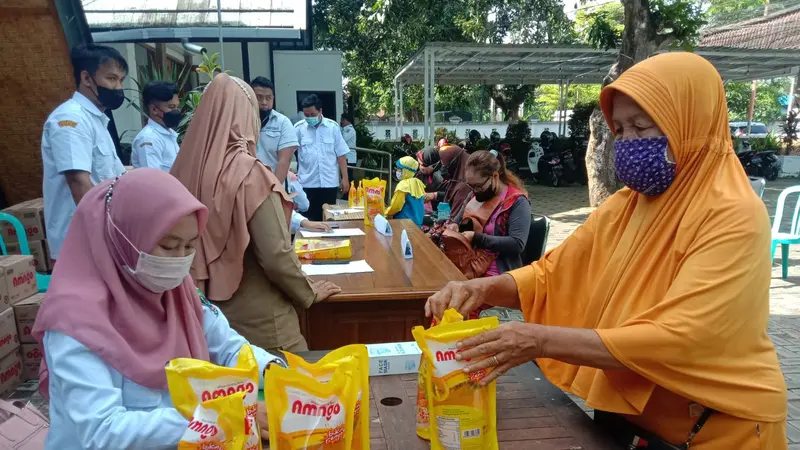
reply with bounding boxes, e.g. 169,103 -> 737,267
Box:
140,142 -> 153,147
58,120 -> 78,128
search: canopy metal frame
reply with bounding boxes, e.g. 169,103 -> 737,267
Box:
393,42 -> 800,145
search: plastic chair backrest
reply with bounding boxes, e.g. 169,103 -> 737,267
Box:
772,185 -> 800,236
522,214 -> 551,265
748,176 -> 766,199
0,213 -> 30,255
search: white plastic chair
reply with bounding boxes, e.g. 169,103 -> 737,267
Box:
771,185 -> 800,279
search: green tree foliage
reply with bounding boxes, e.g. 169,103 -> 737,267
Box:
526,84 -> 602,121
725,78 -> 791,124
313,0 -> 574,120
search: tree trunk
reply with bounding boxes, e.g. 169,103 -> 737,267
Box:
505,107 -> 521,121
585,0 -> 659,206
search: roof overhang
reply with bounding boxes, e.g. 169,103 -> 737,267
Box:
394,42 -> 800,86
91,27 -> 302,43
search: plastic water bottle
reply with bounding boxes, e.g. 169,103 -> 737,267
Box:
437,202 -> 451,221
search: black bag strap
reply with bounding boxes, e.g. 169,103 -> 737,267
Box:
677,407 -> 715,449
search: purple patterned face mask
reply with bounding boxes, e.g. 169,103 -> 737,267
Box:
614,136 -> 676,196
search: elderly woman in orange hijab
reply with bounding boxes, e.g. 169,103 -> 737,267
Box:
171,74 -> 340,353
425,53 -> 787,448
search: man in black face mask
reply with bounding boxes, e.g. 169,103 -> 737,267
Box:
131,81 -> 181,171
250,76 -> 298,183
41,44 -> 128,263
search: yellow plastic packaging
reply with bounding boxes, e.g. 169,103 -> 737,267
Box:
348,181 -> 362,208
282,345 -> 370,449
294,239 -> 352,261
416,309 -> 464,440
265,362 -> 358,449
362,178 -> 386,227
178,392 -> 248,450
412,316 -> 500,450
167,344 -> 262,450
357,181 -> 365,208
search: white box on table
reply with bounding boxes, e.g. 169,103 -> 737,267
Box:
365,341 -> 422,376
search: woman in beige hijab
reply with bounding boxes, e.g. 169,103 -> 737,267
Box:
171,74 -> 340,352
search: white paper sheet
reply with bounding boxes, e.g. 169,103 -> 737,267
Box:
374,214 -> 392,236
301,260 -> 374,276
299,228 -> 366,238
401,229 -> 413,259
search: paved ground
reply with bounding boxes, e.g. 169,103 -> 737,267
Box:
485,177 -> 800,445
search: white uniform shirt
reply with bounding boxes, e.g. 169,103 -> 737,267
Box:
131,119 -> 180,172
341,124 -> 357,164
294,117 -> 350,188
255,110 -> 299,171
41,92 -> 125,259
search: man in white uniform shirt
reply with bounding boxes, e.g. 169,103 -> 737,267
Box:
41,44 -> 127,261
131,81 -> 181,171
295,94 -> 350,222
250,77 -> 297,183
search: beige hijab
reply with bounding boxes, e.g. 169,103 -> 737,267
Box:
171,74 -> 293,301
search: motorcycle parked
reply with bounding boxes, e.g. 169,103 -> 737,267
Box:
738,149 -> 780,181
534,131 -> 580,187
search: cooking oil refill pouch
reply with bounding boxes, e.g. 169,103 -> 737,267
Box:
412,316 -> 500,450
265,362 -> 358,450
178,391 -> 248,450
281,345 -> 370,449
166,344 -> 262,450
294,239 -> 352,261
416,309 -> 464,441
362,178 -> 386,227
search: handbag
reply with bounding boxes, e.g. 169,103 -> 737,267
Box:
440,228 -> 495,279
594,408 -> 714,450
0,399 -> 49,449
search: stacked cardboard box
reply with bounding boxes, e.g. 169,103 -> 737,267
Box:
0,255 -> 39,394
14,293 -> 44,380
2,198 -> 53,273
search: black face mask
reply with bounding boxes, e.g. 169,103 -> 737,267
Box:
473,181 -> 496,203
92,79 -> 125,110
260,109 -> 272,124
161,109 -> 182,129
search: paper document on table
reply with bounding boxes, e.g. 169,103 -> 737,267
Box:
299,228 -> 366,238
301,260 -> 374,276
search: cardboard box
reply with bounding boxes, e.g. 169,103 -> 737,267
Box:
0,350 -> 23,396
14,294 -> 43,344
20,343 -> 41,381
0,256 -> 37,311
365,341 -> 422,376
5,240 -> 49,273
1,198 -> 45,244
0,308 -> 20,361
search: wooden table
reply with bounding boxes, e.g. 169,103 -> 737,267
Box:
297,351 -> 617,450
299,219 -> 466,350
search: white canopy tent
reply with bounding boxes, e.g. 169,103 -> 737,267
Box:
393,42 -> 800,145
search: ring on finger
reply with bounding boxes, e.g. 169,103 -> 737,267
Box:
492,355 -> 499,366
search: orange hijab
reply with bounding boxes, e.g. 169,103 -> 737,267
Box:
171,74 -> 293,301
510,53 -> 786,422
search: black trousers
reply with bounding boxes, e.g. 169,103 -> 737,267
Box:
304,187 -> 339,222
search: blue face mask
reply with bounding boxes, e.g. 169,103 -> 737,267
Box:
305,115 -> 320,127
614,136 -> 676,196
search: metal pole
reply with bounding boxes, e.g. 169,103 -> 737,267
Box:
394,81 -> 399,140
399,83 -> 405,139
217,0 -> 225,70
564,80 -> 571,136
423,48 -> 429,146
788,67 -> 798,117
430,49 -> 436,146
557,80 -> 564,135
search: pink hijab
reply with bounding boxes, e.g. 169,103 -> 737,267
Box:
32,168 -> 211,396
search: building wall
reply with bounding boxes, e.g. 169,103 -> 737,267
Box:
0,0 -> 75,204
106,43 -> 144,143
368,121 -> 569,141
273,51 -> 344,119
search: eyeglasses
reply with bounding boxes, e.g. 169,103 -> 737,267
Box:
468,177 -> 492,192
256,95 -> 274,102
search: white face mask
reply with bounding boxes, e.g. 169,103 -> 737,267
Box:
108,213 -> 195,293
395,170 -> 404,181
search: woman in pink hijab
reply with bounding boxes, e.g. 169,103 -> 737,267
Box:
32,168 -> 285,449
